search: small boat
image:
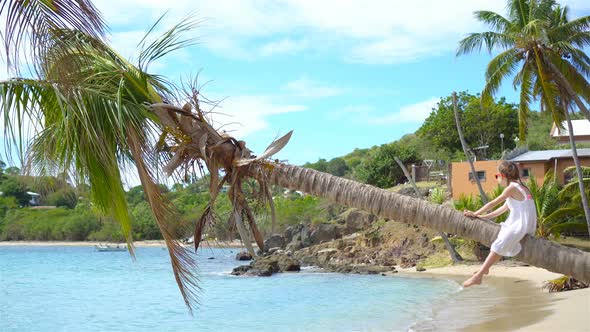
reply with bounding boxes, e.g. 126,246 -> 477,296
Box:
95,244 -> 127,252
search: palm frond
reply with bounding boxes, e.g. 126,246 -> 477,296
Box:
0,0 -> 106,71
138,14 -> 201,71
481,49 -> 520,104
457,32 -> 514,56
474,10 -> 512,32
517,63 -> 535,139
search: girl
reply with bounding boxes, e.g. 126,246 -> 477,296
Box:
462,161 -> 537,287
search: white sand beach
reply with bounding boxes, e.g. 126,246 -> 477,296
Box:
398,264 -> 590,332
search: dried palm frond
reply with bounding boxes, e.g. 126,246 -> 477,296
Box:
543,275 -> 589,292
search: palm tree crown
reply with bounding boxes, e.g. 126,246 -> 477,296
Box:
457,0 -> 590,139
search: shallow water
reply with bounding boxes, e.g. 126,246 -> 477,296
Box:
1,246 -> 463,332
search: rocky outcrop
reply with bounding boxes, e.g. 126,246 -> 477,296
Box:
263,234 -> 285,251
231,252 -> 301,277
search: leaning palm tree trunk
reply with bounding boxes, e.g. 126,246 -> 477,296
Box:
256,163 -> 590,282
155,99 -> 589,283
564,108 -> 590,235
394,157 -> 463,263
453,92 -> 489,203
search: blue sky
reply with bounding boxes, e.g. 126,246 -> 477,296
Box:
3,0 -> 590,173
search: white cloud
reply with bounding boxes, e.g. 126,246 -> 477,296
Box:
205,95 -> 306,138
93,0 -> 514,63
259,39 -> 308,57
367,98 -> 439,125
281,77 -> 343,98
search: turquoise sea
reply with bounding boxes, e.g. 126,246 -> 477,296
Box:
1,246 -> 465,332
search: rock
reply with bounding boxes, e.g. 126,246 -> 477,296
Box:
310,223 -> 341,245
316,248 -> 338,265
231,265 -> 252,276
245,269 -> 273,277
264,234 -> 285,251
416,266 -> 426,272
235,251 -> 253,261
286,240 -> 303,252
351,265 -> 395,275
276,255 -> 301,271
399,256 -> 417,268
344,210 -> 376,234
300,224 -> 312,247
252,257 -> 280,274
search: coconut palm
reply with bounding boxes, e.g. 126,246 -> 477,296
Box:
0,17 -> 202,311
0,2 -> 588,312
457,0 -> 590,235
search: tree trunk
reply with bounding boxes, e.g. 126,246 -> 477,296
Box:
564,108 -> 590,235
453,92 -> 490,260
254,163 -> 590,282
546,60 -> 590,122
453,92 -> 489,203
394,157 -> 463,263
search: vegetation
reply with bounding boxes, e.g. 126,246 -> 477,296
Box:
458,0 -> 590,234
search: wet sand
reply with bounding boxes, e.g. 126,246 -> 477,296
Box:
397,264 -> 590,332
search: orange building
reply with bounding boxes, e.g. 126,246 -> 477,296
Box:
450,149 -> 590,199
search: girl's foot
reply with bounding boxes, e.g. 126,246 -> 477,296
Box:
463,274 -> 482,287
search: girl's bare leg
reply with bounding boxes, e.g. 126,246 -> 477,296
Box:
463,251 -> 502,287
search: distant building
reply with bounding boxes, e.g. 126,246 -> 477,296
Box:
550,120 -> 590,144
450,149 -> 590,199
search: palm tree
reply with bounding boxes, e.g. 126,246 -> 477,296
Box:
0,1 -> 588,312
457,0 -> 590,235
0,16 -> 202,311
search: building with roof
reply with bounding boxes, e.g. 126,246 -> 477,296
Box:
450,149 -> 590,199
550,120 -> 590,144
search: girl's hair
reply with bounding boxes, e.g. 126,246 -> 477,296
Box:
498,161 -> 529,191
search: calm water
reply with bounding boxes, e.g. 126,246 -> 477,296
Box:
0,246 -> 461,332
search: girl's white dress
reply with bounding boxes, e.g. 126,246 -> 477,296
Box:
490,182 -> 537,257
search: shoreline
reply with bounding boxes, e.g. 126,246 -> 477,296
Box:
0,240 -> 246,248
397,264 -> 590,332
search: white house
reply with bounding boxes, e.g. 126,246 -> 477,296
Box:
550,120 -> 590,144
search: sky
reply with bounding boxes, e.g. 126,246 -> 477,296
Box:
2,0 -> 590,177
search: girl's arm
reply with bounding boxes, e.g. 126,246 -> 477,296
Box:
464,185 -> 513,218
479,202 -> 508,219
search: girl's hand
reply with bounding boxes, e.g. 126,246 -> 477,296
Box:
464,210 -> 477,218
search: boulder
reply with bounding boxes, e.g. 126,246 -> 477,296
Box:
235,251 -> 253,261
276,255 -> 301,271
344,210 -> 377,234
252,257 -> 280,274
264,234 -> 286,251
245,269 -> 273,277
284,224 -> 304,244
231,265 -> 252,276
310,223 -> 341,245
286,240 -> 304,252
